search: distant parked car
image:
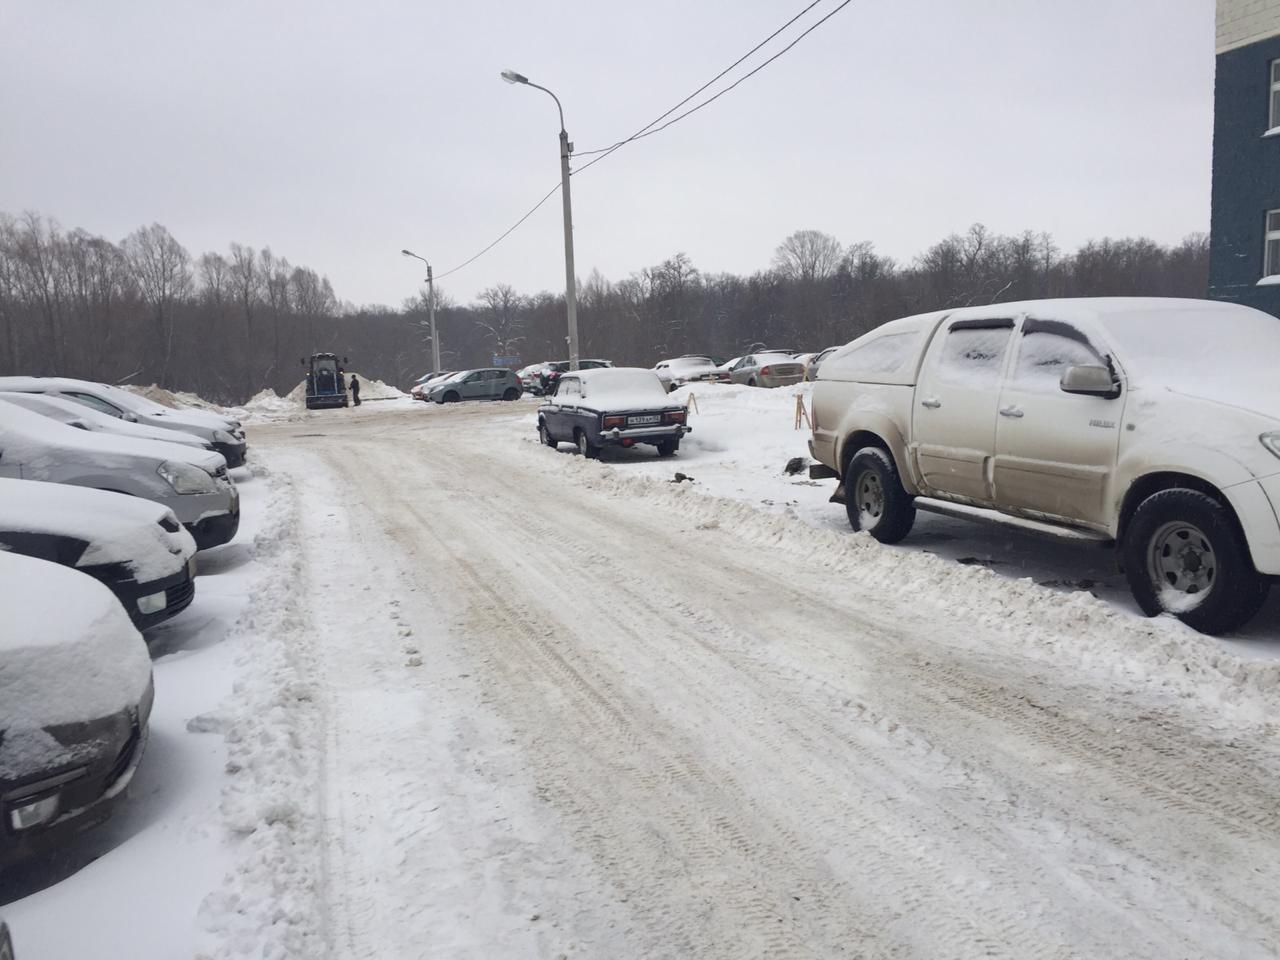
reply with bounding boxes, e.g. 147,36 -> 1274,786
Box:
0,391 -> 214,452
0,551 -> 154,868
0,479 -> 198,630
805,346 -> 841,381
426,368 -> 522,403
0,377 -> 247,467
411,371 -> 454,402
538,367 -> 691,458
654,356 -> 725,392
0,399 -> 239,550
728,352 -> 806,387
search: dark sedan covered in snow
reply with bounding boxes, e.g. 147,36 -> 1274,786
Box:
0,552 -> 154,868
537,367 -> 691,458
0,479 -> 198,631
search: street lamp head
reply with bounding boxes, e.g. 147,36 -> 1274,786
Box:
500,69 -> 528,85
401,249 -> 415,257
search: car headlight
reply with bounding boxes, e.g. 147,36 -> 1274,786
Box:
157,460 -> 217,494
213,429 -> 236,444
1262,432 -> 1280,460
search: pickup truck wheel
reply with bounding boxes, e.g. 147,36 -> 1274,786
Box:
845,447 -> 915,544
575,428 -> 600,460
1122,488 -> 1268,635
538,420 -> 556,447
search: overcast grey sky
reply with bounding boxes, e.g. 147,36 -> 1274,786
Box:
1,0 -> 1214,308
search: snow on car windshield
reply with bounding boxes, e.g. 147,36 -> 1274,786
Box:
666,357 -> 712,370
1100,307 -> 1280,410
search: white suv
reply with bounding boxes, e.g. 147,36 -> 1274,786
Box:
810,297 -> 1280,635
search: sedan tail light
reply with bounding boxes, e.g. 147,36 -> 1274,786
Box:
761,366 -> 773,376
603,415 -> 627,429
663,410 -> 687,425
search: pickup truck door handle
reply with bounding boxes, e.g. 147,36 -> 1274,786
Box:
920,398 -> 942,409
999,406 -> 1024,418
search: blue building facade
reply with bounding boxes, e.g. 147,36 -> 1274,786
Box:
1209,1 -> 1280,317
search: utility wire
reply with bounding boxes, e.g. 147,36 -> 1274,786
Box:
571,0 -> 826,159
574,0 -> 854,177
430,0 -> 852,281
434,181 -> 561,280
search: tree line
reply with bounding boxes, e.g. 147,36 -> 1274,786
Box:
0,212 -> 1210,404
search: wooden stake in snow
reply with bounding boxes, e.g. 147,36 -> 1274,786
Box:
685,392 -> 699,415
794,394 -> 812,431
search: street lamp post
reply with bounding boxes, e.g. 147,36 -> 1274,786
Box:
501,68 -> 579,371
400,249 -> 440,372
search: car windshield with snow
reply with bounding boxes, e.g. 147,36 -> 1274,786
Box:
0,377 -> 247,467
0,479 -> 198,631
0,551 -> 154,868
537,367 -> 691,459
0,399 -> 240,550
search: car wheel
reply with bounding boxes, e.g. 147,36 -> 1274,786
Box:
503,388 -> 520,401
747,378 -> 757,387
657,439 -> 679,458
539,420 -> 556,447
1121,488 -> 1268,635
575,429 -> 600,460
844,447 -> 916,544
444,391 -> 461,403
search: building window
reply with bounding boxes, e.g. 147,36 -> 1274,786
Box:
1272,61 -> 1280,132
1266,210 -> 1280,279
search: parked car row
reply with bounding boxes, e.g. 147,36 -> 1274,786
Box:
0,376 -> 249,868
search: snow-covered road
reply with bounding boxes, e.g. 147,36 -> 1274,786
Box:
213,399 -> 1280,959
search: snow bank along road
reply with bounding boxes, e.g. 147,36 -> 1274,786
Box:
223,399 -> 1280,959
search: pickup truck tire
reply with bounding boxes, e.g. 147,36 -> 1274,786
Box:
1122,488 -> 1269,635
845,447 -> 916,544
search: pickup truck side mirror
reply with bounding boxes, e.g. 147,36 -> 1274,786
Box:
1060,364 -> 1119,399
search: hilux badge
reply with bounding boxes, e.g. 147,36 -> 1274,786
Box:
1089,418 -> 1116,429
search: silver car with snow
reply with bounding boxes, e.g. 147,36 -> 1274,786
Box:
0,399 -> 239,550
0,377 -> 247,467
0,391 -> 214,452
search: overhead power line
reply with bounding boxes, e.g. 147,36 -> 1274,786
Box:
428,0 -> 854,282
574,0 -> 855,177
571,0 -> 827,160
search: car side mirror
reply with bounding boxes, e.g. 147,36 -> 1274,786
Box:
70,420 -> 89,431
123,412 -> 138,422
1060,364 -> 1119,399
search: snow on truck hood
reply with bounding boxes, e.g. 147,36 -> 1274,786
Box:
0,399 -> 226,474
0,478 -> 195,581
0,552 -> 152,741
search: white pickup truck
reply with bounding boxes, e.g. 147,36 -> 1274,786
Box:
809,297 -> 1280,635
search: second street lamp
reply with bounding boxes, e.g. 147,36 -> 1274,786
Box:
502,68 -> 580,371
401,249 -> 440,373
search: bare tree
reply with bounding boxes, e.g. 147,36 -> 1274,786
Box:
476,283 -> 525,356
772,230 -> 843,283
123,223 -> 192,385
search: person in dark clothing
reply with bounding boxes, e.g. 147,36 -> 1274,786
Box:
350,374 -> 361,406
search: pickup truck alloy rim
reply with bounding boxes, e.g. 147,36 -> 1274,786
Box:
1146,520 -> 1217,607
854,469 -> 885,529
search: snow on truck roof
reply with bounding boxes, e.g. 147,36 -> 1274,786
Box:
0,551 -> 152,731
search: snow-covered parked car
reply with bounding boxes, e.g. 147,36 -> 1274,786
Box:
805,346 -> 840,381
538,367 -> 691,458
654,356 -> 724,392
810,297 -> 1280,635
0,551 -> 154,868
410,371 -> 452,402
0,391 -> 214,453
0,399 -> 239,550
0,479 -> 198,630
728,352 -> 806,388
0,377 -> 247,467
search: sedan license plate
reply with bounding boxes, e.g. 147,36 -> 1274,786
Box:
628,414 -> 661,426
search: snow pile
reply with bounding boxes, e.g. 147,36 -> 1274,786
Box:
240,388 -> 298,419
0,552 -> 151,776
119,383 -> 232,415
350,374 -> 405,400
194,459 -> 327,959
